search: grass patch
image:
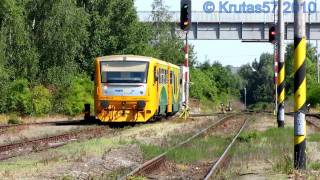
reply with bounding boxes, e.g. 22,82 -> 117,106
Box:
272,153 -> 294,174
134,133 -> 194,161
238,131 -> 260,142
308,133 -> 320,142
0,114 -> 8,124
199,99 -> 218,113
309,162 -> 320,170
139,143 -> 166,160
137,134 -> 230,164
0,136 -> 119,175
102,167 -> 133,180
127,176 -> 146,180
7,114 -> 23,125
54,137 -> 117,160
167,135 -> 229,163
247,102 -> 274,112
218,127 -> 294,178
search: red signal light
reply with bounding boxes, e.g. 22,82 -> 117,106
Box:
269,26 -> 277,43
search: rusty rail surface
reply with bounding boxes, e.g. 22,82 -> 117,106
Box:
306,117 -> 320,131
123,114 -> 237,179
204,118 -> 249,179
0,126 -> 109,161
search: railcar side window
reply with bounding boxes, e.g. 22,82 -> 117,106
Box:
154,67 -> 158,82
160,69 -> 163,84
165,70 -> 168,84
173,73 -> 176,94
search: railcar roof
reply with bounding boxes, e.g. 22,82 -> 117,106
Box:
97,55 -> 180,69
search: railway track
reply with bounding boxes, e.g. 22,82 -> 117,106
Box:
0,110 -> 270,135
204,118 -> 248,179
123,115 -> 248,179
1,111 -> 318,163
306,116 -> 320,131
0,112 -> 230,161
0,113 -> 218,161
0,126 -> 113,161
0,112 -> 227,136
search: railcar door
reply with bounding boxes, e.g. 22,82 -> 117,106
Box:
167,67 -> 173,113
153,64 -> 160,110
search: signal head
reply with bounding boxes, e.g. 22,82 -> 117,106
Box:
180,0 -> 192,31
269,26 -> 277,43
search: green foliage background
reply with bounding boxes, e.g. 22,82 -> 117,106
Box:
238,44 -> 320,109
0,0 -> 201,116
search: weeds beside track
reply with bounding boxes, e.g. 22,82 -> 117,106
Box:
123,114 -> 247,179
0,126 -> 114,161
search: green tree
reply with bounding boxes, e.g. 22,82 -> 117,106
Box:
239,54 -> 274,104
190,68 -> 218,101
285,43 -> 319,106
0,30 -> 9,113
34,0 -> 89,84
190,60 -> 241,104
81,0 -> 153,74
150,0 -> 197,66
208,62 -> 241,96
0,0 -> 39,81
285,43 -> 317,95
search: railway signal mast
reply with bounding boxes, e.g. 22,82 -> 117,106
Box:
294,0 -> 307,170
180,0 -> 191,109
270,25 -> 278,117
277,0 -> 285,128
269,0 -> 286,128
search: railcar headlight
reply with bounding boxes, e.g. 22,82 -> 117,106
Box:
137,101 -> 146,110
100,100 -> 109,108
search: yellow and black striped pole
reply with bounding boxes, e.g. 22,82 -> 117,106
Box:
294,0 -> 307,170
277,61 -> 285,127
277,0 -> 285,128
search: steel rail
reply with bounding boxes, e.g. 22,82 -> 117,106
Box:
306,117 -> 320,131
204,118 -> 248,179
123,114 -> 237,179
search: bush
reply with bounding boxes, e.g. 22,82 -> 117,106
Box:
248,102 -> 273,112
53,75 -> 93,116
0,79 -> 9,113
7,79 -> 32,115
31,85 -> 52,115
190,68 -> 218,101
308,85 -> 320,106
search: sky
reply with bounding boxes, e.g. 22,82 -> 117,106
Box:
134,0 -> 319,67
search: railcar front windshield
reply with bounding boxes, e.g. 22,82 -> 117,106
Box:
101,61 -> 148,83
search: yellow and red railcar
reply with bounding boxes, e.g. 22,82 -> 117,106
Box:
92,55 -> 182,123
